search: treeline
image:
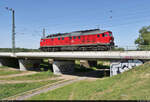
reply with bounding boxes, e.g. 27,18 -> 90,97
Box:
0,48 -> 40,52
135,25 -> 150,50
113,25 -> 150,51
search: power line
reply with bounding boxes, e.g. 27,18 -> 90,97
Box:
103,17 -> 150,28
36,14 -> 150,31
25,7 -> 150,29
36,10 -> 150,30
12,7 -> 150,33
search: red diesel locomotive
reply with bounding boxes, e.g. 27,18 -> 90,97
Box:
40,29 -> 115,51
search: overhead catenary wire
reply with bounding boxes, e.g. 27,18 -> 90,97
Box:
35,14 -> 150,33
12,5 -> 150,34
42,8 -> 150,25
9,6 -> 150,43
35,10 -> 150,31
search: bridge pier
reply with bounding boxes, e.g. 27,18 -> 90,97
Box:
18,59 -> 42,71
110,59 -> 143,76
53,60 -> 75,75
0,59 -> 4,66
80,60 -> 97,68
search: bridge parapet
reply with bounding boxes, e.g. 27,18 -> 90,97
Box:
0,51 -> 150,60
12,51 -> 150,60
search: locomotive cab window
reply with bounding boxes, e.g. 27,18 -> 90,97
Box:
62,37 -> 64,40
69,37 -> 72,40
78,36 -> 80,39
109,33 -> 112,36
58,38 -> 60,40
97,35 -> 100,37
105,34 -> 108,37
73,36 -> 76,39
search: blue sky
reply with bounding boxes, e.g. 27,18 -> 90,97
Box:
0,0 -> 150,49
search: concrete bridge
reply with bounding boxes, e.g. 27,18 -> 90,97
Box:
0,51 -> 149,76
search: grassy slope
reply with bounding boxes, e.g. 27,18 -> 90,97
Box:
0,80 -> 60,99
29,62 -> 150,100
0,66 -> 60,99
0,70 -> 57,80
0,66 -> 22,76
0,70 -> 22,76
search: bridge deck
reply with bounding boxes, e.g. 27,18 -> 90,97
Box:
0,51 -> 149,60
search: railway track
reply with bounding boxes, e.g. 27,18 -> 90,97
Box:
3,76 -> 87,100
2,70 -> 102,100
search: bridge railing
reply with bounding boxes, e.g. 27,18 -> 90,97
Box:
1,45 -> 150,52
114,45 -> 150,51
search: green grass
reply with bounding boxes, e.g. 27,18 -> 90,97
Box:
29,62 -> 150,100
0,70 -> 22,76
0,70 -> 58,80
0,66 -> 22,76
0,66 -> 12,69
0,65 -> 61,99
0,80 -> 60,99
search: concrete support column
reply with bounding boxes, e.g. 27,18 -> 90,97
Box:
18,59 -> 42,71
80,60 -> 97,68
53,60 -> 75,75
48,59 -> 54,64
0,59 -> 4,67
110,59 -> 143,76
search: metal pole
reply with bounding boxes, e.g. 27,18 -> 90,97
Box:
126,46 -> 128,51
43,28 -> 45,38
12,10 -> 15,53
5,7 -> 16,53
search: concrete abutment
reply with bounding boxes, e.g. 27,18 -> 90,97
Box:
110,59 -> 144,76
52,60 -> 75,75
80,60 -> 97,68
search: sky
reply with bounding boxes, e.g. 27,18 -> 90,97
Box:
0,0 -> 150,49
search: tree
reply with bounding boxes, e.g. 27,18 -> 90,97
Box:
135,26 -> 150,50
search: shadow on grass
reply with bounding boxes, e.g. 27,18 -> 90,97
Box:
26,61 -> 53,72
71,64 -> 110,78
74,64 -> 94,72
39,62 -> 53,72
36,62 -> 110,78
95,64 -> 110,69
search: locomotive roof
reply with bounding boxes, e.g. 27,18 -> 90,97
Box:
46,29 -> 109,38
